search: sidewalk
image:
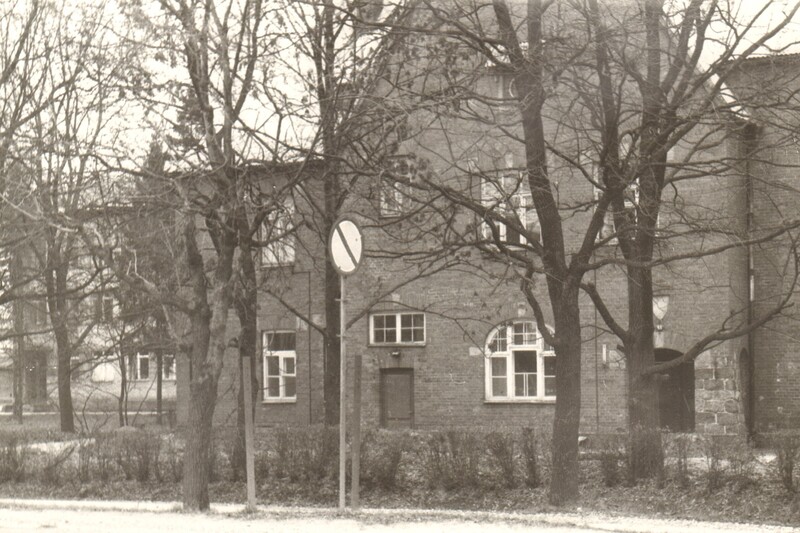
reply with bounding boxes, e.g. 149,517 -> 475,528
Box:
0,498 -> 797,533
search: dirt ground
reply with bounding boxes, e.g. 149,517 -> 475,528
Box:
0,499 -> 798,533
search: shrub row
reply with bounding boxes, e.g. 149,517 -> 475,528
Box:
0,428 -> 180,486
2,426 -> 798,495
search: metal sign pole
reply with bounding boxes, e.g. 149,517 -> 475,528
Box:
351,351 -> 362,509
242,354 -> 256,511
338,274 -> 347,511
328,217 -> 363,513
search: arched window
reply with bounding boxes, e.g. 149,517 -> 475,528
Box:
485,320 -> 555,402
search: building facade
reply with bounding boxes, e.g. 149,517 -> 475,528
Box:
175,37 -> 800,438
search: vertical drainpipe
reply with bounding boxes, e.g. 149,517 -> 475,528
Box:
594,261 -> 600,433
307,270 -> 313,425
744,123 -> 756,437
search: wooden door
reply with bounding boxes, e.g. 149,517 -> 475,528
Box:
656,349 -> 695,432
380,369 -> 414,429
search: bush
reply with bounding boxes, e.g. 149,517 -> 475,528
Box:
420,430 -> 481,490
726,438 -> 755,492
361,430 -> 405,490
254,448 -> 269,481
76,437 -> 94,483
594,434 -> 626,488
669,434 -> 692,488
0,436 -> 29,483
93,433 -> 116,482
627,427 -> 665,485
701,435 -> 725,493
113,428 -> 161,483
599,451 -> 622,487
486,431 -> 516,489
270,426 -> 337,483
521,427 -> 541,488
40,443 -> 76,487
773,432 -> 800,493
160,435 -> 183,483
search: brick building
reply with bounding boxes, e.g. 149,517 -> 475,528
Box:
176,23 -> 800,438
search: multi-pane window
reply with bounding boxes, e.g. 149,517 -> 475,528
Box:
380,157 -> 416,217
593,181 -> 639,244
370,312 -> 425,345
591,143 -> 671,244
263,331 -> 296,401
94,294 -> 115,322
485,320 -> 555,401
130,352 -> 150,380
262,196 -> 295,267
481,175 -> 539,246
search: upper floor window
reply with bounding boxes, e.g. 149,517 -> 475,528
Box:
485,320 -> 555,402
481,174 -> 539,246
370,312 -> 425,345
94,293 -> 115,322
263,330 -> 296,401
262,196 -> 295,267
593,180 -> 639,244
380,157 -> 417,218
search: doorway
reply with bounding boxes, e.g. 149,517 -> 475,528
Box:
25,347 -> 48,404
380,369 -> 414,428
655,348 -> 695,432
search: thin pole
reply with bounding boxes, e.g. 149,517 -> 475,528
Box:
351,352 -> 362,509
242,355 -> 256,511
338,275 -> 347,511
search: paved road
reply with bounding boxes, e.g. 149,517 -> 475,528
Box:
0,499 -> 797,533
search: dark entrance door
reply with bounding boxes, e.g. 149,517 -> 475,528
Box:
380,369 -> 414,428
25,348 -> 48,404
655,348 -> 695,432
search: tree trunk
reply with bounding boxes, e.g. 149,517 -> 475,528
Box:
626,266 -> 662,480
54,323 -> 75,433
11,251 -> 24,423
548,289 -> 582,505
180,213 -> 235,511
118,350 -> 128,427
323,257 -> 340,426
232,207 -> 259,478
46,256 -> 74,433
182,373 -> 218,511
157,352 -> 163,425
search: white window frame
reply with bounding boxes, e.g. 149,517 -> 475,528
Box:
262,330 -> 297,402
481,174 -> 539,246
131,352 -> 150,381
369,312 -> 426,345
484,320 -> 556,403
261,196 -> 295,267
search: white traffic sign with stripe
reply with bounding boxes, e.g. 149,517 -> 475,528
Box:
329,217 -> 363,276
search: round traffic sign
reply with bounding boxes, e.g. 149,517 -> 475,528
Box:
329,217 -> 363,276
